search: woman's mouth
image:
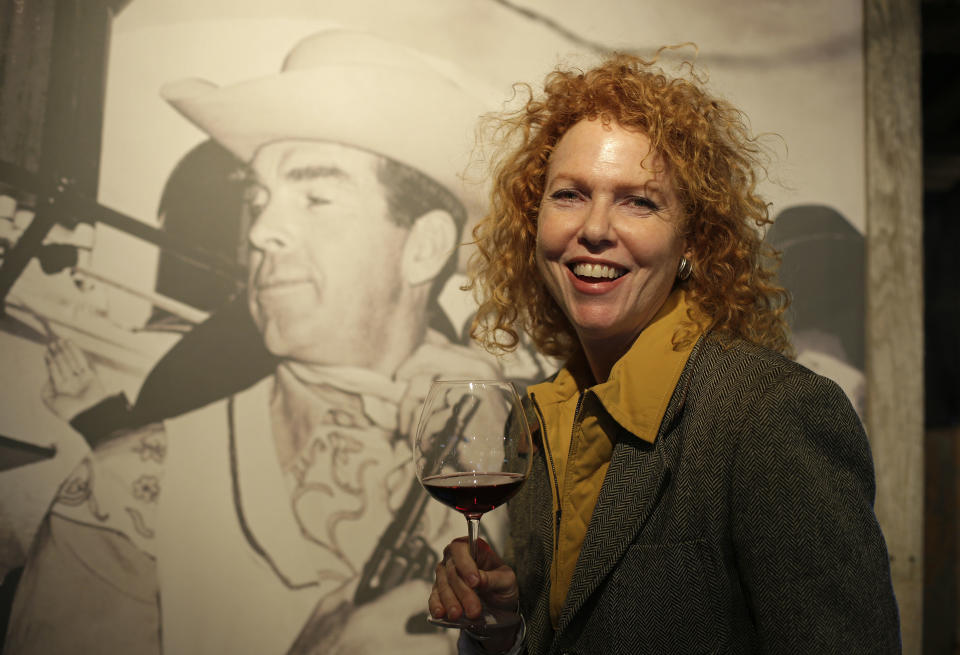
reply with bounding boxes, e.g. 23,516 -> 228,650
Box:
569,262 -> 627,282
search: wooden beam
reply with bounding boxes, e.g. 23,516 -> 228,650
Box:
864,0 -> 924,652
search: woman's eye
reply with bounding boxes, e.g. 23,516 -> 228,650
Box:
550,189 -> 581,201
628,196 -> 659,211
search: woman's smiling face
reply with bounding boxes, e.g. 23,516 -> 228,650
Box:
536,118 -> 686,363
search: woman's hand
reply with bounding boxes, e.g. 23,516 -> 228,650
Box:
429,536 -> 521,651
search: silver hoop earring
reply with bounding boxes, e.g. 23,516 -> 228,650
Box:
677,257 -> 692,281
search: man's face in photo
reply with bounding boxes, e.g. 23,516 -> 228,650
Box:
245,140 -> 410,370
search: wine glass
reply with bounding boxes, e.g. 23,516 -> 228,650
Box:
413,379 -> 533,630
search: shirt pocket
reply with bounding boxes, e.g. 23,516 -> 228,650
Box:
600,539 -> 728,654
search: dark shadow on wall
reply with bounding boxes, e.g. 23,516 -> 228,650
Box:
0,565 -> 22,649
765,204 -> 865,420
61,138 -> 276,446
150,139 -> 248,327
766,204 -> 865,371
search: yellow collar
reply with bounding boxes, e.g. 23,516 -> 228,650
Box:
529,289 -> 702,443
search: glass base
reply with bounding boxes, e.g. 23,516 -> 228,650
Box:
425,608 -> 521,635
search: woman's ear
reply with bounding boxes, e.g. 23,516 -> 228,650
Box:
401,209 -> 457,286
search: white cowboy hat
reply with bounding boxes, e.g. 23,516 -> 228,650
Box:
160,30 -> 494,213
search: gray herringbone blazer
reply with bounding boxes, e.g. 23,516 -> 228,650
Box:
511,335 -> 901,654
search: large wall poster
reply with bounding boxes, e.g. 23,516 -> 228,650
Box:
0,1 -> 866,652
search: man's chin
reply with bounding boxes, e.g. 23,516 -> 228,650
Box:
251,283 -> 318,312
258,322 -> 347,367
250,296 -> 319,346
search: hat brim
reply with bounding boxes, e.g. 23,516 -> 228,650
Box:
161,65 -> 489,212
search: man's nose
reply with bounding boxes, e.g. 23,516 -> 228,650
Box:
247,202 -> 294,252
578,201 -> 615,248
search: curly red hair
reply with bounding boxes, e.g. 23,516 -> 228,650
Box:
468,52 -> 791,360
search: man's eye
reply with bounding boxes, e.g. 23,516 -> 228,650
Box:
306,193 -> 330,208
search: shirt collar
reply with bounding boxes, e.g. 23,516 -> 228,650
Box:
529,288 -> 702,443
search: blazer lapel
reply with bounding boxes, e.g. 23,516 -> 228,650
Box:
557,434 -> 669,631
555,338 -> 699,633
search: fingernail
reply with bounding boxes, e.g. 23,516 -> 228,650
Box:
467,574 -> 479,587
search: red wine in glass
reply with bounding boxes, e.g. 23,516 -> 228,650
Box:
422,472 -> 526,516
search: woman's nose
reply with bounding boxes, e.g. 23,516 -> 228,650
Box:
579,202 -> 615,247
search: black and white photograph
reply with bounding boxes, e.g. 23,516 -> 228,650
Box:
0,0 -> 933,652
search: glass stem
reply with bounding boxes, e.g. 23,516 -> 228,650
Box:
466,515 -> 481,562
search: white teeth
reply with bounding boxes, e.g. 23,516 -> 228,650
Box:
572,263 -> 625,279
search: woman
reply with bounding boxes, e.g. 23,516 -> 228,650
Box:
428,53 -> 900,654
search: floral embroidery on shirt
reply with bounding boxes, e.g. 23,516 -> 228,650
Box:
328,407 -> 360,427
132,430 -> 166,463
132,475 -> 160,503
291,426 -> 379,574
55,457 -> 109,521
270,376 -> 448,587
124,506 -> 156,538
288,435 -> 327,488
329,430 -> 373,494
